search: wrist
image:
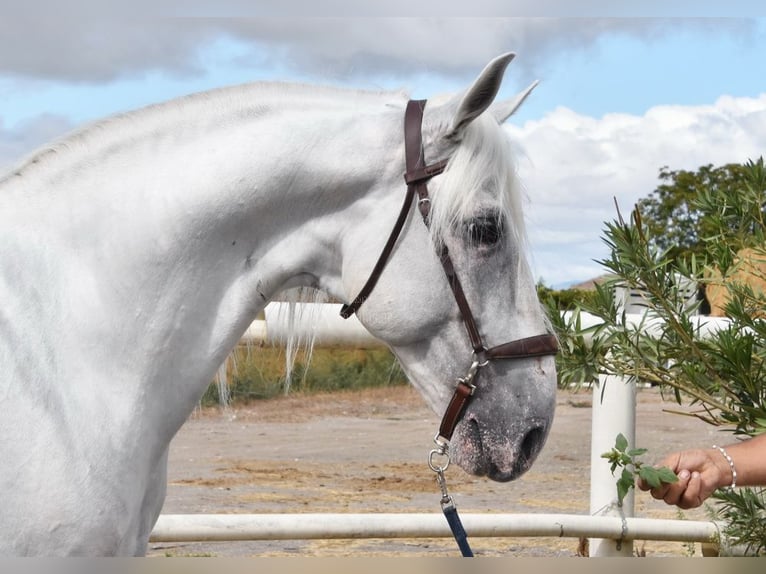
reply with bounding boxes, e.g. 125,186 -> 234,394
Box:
712,445 -> 737,490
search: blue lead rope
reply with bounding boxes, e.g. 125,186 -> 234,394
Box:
443,503 -> 474,557
430,445 -> 474,558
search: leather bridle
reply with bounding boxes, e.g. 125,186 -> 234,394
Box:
340,99 -> 558,446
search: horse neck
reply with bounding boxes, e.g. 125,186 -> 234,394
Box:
0,85 -> 405,433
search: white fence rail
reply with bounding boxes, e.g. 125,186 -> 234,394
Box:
150,304 -> 736,557
150,512 -> 720,545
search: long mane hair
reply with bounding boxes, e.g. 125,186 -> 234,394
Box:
427,112 -> 528,257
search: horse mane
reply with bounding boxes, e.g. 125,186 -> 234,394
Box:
2,82 -> 408,186
276,287 -> 329,391
427,112 -> 528,256
214,286 -> 329,408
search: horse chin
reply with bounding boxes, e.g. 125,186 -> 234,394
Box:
451,417 -> 551,483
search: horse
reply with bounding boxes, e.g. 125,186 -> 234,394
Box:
0,52 -> 557,556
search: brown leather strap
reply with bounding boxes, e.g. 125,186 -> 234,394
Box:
340,101 -> 448,320
486,334 -> 559,360
438,382 -> 474,441
339,183 -> 418,319
437,335 -> 559,442
404,159 -> 450,185
436,244 -> 485,353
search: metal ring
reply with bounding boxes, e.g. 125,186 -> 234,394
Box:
473,346 -> 490,368
428,448 -> 451,473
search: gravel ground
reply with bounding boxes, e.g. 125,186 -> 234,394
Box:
149,385 -> 723,558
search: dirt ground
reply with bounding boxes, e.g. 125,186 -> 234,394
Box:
149,385 -> 726,558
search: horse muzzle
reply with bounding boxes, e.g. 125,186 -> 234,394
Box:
451,410 -> 553,482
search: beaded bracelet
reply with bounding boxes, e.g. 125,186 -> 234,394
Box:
712,445 -> 737,490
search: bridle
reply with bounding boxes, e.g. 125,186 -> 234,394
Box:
340,99 -> 559,444
339,98 -> 558,557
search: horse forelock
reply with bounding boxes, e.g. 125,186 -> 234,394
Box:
427,113 -> 527,254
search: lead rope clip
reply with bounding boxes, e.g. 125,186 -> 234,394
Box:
428,437 -> 474,557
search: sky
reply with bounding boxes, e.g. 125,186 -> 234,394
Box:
2,5 -> 765,288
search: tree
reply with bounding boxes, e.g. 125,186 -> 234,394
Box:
549,157 -> 766,555
637,162 -> 751,261
537,282 -> 596,311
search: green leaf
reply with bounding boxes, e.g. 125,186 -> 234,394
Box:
615,433 -> 629,452
656,467 -> 679,484
628,448 -> 648,457
638,466 -> 661,489
617,469 -> 635,506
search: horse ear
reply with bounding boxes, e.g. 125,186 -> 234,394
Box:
447,52 -> 516,139
491,80 -> 539,124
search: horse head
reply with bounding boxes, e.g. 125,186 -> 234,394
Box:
340,53 -> 558,482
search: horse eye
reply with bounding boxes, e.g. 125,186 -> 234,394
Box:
466,214 -> 504,247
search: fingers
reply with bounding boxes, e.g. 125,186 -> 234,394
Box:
636,452 -> 681,494
667,470 -> 705,509
643,468 -> 705,509
635,449 -> 719,509
646,468 -> 688,503
677,472 -> 705,509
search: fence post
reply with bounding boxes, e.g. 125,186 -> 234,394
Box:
589,373 -> 637,556
588,282 -> 640,557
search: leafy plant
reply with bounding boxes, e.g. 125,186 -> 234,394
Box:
710,487 -> 766,556
602,433 -> 678,506
550,157 -> 766,554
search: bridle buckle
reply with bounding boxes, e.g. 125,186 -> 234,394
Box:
458,347 -> 489,390
458,370 -> 478,394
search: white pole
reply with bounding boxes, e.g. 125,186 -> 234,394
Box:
242,302 -> 385,348
150,513 -> 719,546
589,373 -> 637,557
585,287 -> 640,557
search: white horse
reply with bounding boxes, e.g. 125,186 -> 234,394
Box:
0,53 -> 557,556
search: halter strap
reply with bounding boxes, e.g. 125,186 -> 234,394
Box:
403,100 -> 486,354
341,98 -> 558,441
339,183 -> 418,319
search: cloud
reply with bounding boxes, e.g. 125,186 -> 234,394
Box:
0,16 -> 752,83
0,16 -> 218,83
510,94 -> 766,286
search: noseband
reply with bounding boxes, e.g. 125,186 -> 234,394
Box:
340,99 -> 558,445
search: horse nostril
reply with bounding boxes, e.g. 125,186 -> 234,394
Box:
520,426 -> 545,462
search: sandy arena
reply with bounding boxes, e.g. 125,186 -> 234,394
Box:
149,385 -> 724,558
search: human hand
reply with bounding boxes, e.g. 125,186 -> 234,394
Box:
637,448 -> 732,509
